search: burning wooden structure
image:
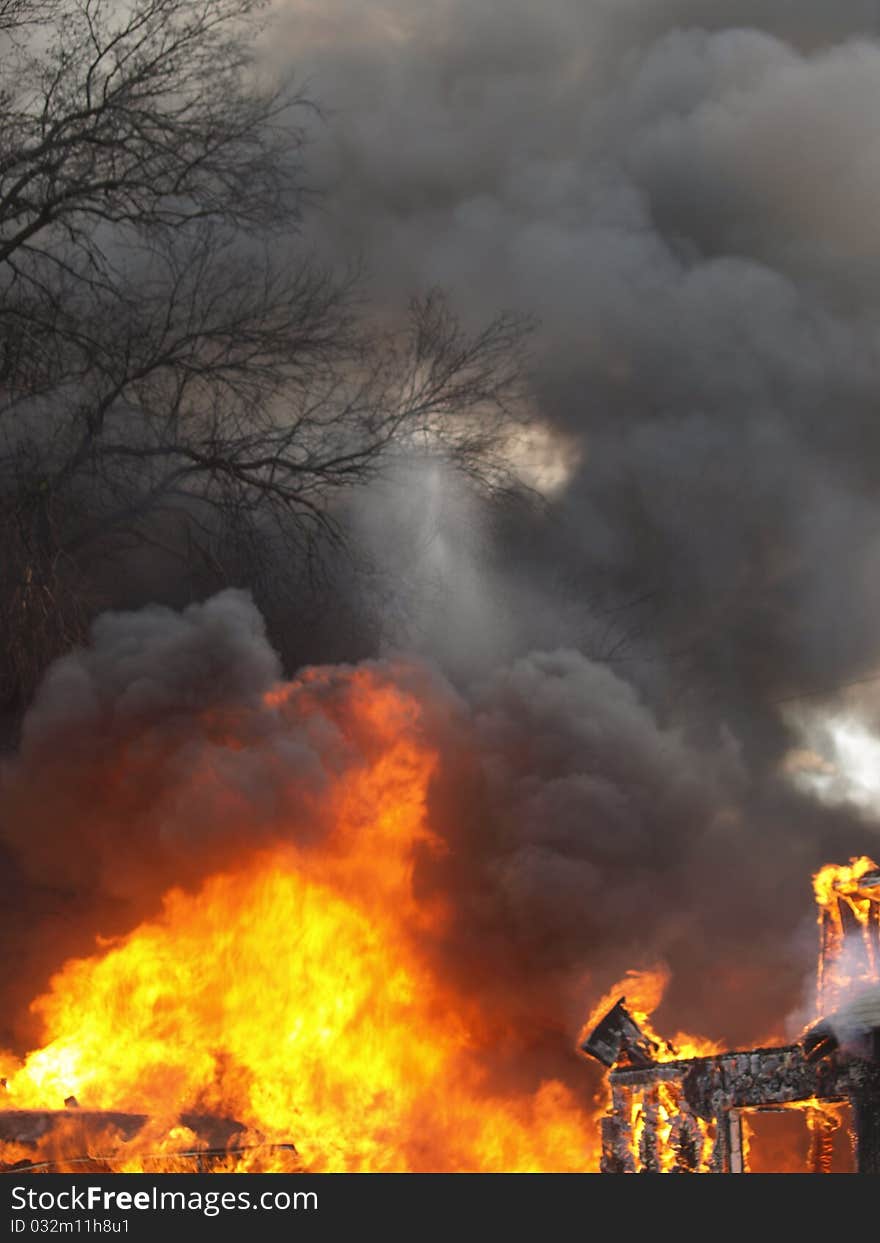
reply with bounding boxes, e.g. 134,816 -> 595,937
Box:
583,1006 -> 880,1173
582,858 -> 880,1173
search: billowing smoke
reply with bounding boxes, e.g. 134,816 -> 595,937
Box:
265,0 -> 880,1032
276,0 -> 880,723
5,0 -> 880,1077
0,589 -> 734,1079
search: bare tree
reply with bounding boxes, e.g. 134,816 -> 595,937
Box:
0,0 -> 55,33
0,0 -> 531,708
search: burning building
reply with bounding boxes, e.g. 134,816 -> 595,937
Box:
581,858 -> 880,1173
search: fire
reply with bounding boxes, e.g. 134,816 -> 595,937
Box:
813,854 -> 880,1014
1,668 -> 596,1172
579,857 -> 880,1174
813,855 -> 878,909
579,965 -> 722,1064
579,966 -> 721,1172
740,1100 -> 852,1175
5,652 -> 862,1175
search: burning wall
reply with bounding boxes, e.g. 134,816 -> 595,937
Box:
582,858 -> 880,1173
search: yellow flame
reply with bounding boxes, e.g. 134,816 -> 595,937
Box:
1,670 -> 597,1172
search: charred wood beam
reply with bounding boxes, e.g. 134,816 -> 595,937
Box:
671,1046 -> 880,1119
600,1115 -> 634,1175
637,1090 -> 661,1174
581,998 -> 659,1070
600,1084 -> 636,1174
727,1111 -> 744,1175
668,1103 -> 701,1173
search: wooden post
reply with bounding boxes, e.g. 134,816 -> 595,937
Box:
638,1088 -> 661,1173
852,1091 -> 880,1174
727,1110 -> 745,1174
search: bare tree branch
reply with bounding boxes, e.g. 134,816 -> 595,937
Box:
0,0 -> 535,708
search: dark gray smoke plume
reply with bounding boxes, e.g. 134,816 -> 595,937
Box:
265,0 -> 880,1032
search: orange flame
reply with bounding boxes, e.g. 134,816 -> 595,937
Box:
1,669 -> 599,1172
813,854 -> 879,1014
579,965 -> 721,1064
813,855 -> 878,909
